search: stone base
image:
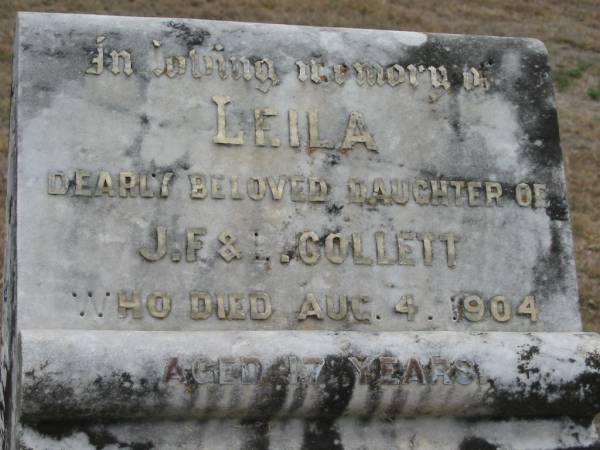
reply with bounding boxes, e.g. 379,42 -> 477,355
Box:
15,330 -> 600,449
20,417 -> 600,450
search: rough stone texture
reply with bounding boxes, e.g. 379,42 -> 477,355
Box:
19,418 -> 600,450
5,11 -> 598,450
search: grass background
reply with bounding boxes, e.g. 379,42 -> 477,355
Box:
0,0 -> 598,328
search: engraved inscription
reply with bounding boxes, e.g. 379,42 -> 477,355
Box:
164,355 -> 479,386
84,36 -> 492,94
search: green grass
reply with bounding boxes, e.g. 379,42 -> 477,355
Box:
554,63 -> 590,91
0,50 -> 10,63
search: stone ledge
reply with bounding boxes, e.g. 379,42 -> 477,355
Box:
19,330 -> 600,422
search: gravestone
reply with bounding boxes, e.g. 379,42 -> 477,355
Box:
3,11 -> 600,449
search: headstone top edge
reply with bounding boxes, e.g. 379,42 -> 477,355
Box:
15,10 -> 549,53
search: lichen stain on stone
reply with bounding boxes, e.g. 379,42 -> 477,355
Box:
459,436 -> 498,450
23,367 -> 168,422
325,203 -> 344,216
485,346 -> 600,418
585,351 -> 600,371
533,222 -> 571,309
545,190 -> 570,221
238,357 -> 293,450
298,355 -> 357,449
517,345 -> 540,377
240,420 -> 270,450
362,356 -> 383,418
165,21 -> 210,50
244,356 -> 290,421
301,420 -> 344,450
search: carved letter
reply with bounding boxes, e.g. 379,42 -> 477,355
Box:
147,292 -> 172,319
352,233 -> 373,265
298,293 -> 324,320
189,49 -> 202,79
296,61 -> 309,82
326,295 -> 348,320
308,111 -> 334,149
341,112 -> 378,152
308,177 -> 328,202
165,56 -> 186,78
386,64 -> 405,86
350,296 -> 371,321
119,172 -> 138,197
118,291 -> 142,319
439,233 -> 459,268
428,66 -> 450,90
139,226 -> 167,262
85,36 -> 105,75
212,96 -> 244,145
110,50 -> 133,76
48,171 -> 69,195
310,59 -> 327,83
289,110 -> 300,147
187,227 -> 207,262
230,56 -> 252,81
417,232 -> 435,266
250,292 -> 272,320
333,64 -> 348,85
298,231 -> 320,265
189,174 -> 208,199
190,291 -> 212,320
325,234 -> 348,264
254,108 -> 280,147
75,170 -> 92,196
255,58 -> 279,91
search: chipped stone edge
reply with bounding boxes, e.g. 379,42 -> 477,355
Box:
1,13 -> 23,450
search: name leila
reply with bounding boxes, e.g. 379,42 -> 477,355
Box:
211,95 -> 379,151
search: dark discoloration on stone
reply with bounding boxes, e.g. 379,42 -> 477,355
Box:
1,47 -> 20,446
517,345 -> 541,377
301,355 -> 356,450
545,191 -> 570,221
240,357 -> 291,448
288,382 -> 308,412
22,366 -> 168,422
585,352 -> 600,371
325,202 -> 344,215
383,388 -> 408,419
315,356 -> 356,420
484,349 -> 600,419
165,21 -> 210,50
533,222 -> 572,308
302,421 -> 344,450
328,154 -> 340,166
459,436 -> 498,450
240,421 -> 270,450
401,36 -> 567,224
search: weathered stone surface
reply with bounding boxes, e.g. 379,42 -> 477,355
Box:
4,11 -> 598,450
12,12 -> 579,333
19,417 -> 600,450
